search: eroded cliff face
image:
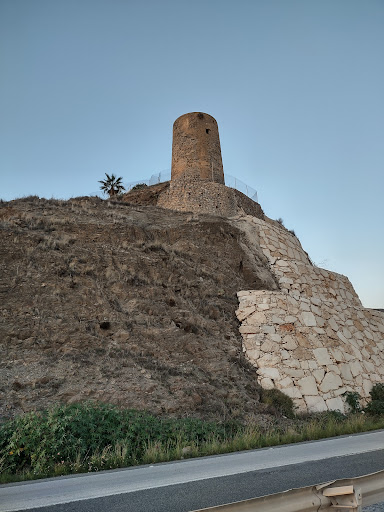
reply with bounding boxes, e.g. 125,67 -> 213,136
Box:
0,197 -> 277,421
233,215 -> 384,413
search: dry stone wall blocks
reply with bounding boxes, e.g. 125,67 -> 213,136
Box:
235,215 -> 384,414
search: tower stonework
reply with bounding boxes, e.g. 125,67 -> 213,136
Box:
156,112 -> 264,219
171,112 -> 225,184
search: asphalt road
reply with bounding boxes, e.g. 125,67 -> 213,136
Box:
364,504 -> 384,511
1,430 -> 384,512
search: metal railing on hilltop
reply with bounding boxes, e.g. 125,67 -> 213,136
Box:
124,170 -> 259,203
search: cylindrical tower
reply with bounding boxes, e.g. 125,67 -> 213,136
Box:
171,112 -> 225,184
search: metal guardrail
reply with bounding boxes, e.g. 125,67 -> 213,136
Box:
193,470 -> 384,512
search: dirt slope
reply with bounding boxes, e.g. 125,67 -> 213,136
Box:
0,196 -> 278,421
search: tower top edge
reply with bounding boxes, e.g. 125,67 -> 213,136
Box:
173,112 -> 218,125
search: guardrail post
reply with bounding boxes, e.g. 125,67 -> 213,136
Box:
322,485 -> 362,511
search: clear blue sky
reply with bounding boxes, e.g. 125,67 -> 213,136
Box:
1,0 -> 383,308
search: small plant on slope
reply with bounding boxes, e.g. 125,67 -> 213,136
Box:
260,388 -> 295,419
99,173 -> 125,198
130,183 -> 148,191
343,391 -> 361,413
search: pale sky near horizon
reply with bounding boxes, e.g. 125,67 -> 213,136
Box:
1,0 -> 383,308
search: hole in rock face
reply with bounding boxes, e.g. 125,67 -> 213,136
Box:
206,129 -> 210,134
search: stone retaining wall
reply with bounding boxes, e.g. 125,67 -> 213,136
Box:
235,215 -> 384,413
158,177 -> 264,219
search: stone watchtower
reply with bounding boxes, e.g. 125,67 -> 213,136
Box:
157,111 -> 264,218
171,112 -> 225,185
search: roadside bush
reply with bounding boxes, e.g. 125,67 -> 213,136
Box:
343,391 -> 361,413
365,383 -> 384,415
369,383 -> 384,401
0,402 -> 240,476
2,401 -> 384,483
260,389 -> 295,419
365,401 -> 384,415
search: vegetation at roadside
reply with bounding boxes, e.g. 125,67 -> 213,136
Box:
1,392 -> 384,484
365,383 -> 384,415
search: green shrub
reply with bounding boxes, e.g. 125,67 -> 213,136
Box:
369,383 -> 384,401
343,391 -> 361,413
261,389 -> 295,419
2,402 -> 384,483
365,400 -> 384,415
0,402 -> 240,476
365,383 -> 384,415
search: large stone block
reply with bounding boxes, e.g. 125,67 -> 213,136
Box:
328,317 -> 339,331
326,396 -> 345,413
298,376 -> 318,396
283,386 -> 303,399
260,340 -> 279,353
239,325 -> 259,334
257,354 -> 280,367
247,311 -> 267,324
276,376 -> 293,389
244,333 -> 264,346
313,369 -> 325,384
313,348 -> 332,366
260,325 -> 276,334
362,379 -> 372,396
246,348 -> 260,360
257,367 -> 281,380
282,336 -> 298,350
338,363 -> 353,381
330,348 -> 344,362
363,360 -> 375,372
350,360 -> 363,377
305,395 -> 327,412
236,306 -> 256,321
285,368 -> 305,378
300,311 -> 317,327
260,378 -> 274,390
319,372 -> 343,393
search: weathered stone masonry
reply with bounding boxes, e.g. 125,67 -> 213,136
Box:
235,215 -> 384,413
126,111 -> 383,414
158,177 -> 264,218
158,112 -> 264,218
171,112 -> 224,184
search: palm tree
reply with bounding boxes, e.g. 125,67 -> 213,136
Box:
99,173 -> 125,198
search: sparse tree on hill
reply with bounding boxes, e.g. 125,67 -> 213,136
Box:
99,173 -> 125,198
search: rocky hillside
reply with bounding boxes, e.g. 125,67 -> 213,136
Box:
0,195 -> 278,421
